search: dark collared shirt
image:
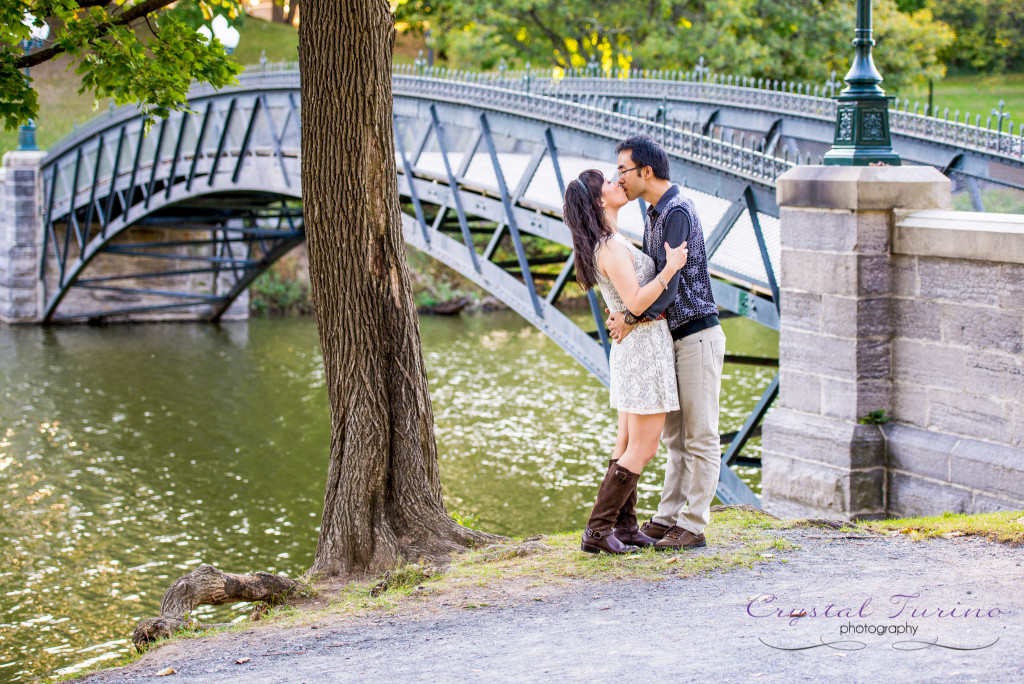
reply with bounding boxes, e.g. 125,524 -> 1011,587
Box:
640,184 -> 691,319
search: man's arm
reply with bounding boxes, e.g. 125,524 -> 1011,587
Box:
636,208 -> 690,320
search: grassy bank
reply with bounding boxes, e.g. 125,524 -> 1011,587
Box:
894,73 -> 1024,124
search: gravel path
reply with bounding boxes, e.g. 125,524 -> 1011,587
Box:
80,529 -> 1024,683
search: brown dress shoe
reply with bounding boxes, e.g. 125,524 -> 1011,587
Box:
653,526 -> 707,551
580,463 -> 642,555
640,519 -> 673,540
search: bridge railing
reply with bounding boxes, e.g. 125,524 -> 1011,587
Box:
389,62 -> 1024,164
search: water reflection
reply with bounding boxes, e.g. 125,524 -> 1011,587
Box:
0,312 -> 775,680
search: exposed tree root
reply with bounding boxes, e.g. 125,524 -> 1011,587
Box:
132,564 -> 299,648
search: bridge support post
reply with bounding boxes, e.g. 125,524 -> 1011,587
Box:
761,165 -> 950,520
0,150 -> 46,323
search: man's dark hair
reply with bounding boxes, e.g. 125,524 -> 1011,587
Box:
615,136 -> 670,180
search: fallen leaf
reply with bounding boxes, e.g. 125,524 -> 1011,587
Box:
760,553 -> 774,558
156,667 -> 176,677
235,658 -> 250,665
789,610 -> 807,618
940,531 -> 964,539
665,556 -> 679,564
833,653 -> 847,658
749,673 -> 763,677
899,528 -> 917,535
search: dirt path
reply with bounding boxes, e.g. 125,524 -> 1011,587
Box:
79,528 -> 1023,683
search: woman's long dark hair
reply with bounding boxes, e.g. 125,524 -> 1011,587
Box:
563,169 -> 611,290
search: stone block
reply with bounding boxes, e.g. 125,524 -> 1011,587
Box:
917,258 -> 1000,306
891,298 -> 941,341
0,302 -> 38,322
1014,410 -> 1024,449
999,264 -> 1024,311
894,210 -> 1024,264
778,208 -> 890,254
780,250 -> 858,296
940,304 -> 1023,355
965,351 -> 1024,401
776,165 -> 951,211
887,471 -> 970,518
0,273 -> 37,290
779,290 -> 821,332
779,207 -> 857,252
12,182 -> 36,199
883,423 -> 955,481
857,254 -> 891,296
820,377 -> 890,422
891,256 -> 918,297
891,382 -> 930,428
949,438 -> 1024,500
763,407 -> 886,470
761,452 -> 848,516
892,339 -> 965,390
11,169 -> 37,183
848,467 -> 887,516
856,338 -> 891,380
780,328 -> 856,377
778,369 -> 821,413
971,492 -> 1024,514
928,389 -> 1011,443
822,296 -> 891,339
0,287 -> 37,306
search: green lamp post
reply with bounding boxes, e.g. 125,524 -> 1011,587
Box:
822,0 -> 901,166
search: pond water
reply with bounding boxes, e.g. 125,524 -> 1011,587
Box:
0,312 -> 776,681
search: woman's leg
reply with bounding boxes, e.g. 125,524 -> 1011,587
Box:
616,412 -> 667,474
611,411 -> 662,548
582,412 -> 666,555
611,412 -> 629,460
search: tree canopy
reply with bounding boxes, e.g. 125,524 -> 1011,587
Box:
396,0 -> 954,90
0,0 -> 243,131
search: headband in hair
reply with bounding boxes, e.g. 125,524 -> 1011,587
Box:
574,177 -> 593,200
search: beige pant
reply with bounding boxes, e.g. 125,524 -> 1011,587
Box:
654,324 -> 726,535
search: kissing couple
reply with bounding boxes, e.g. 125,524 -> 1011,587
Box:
562,136 -> 726,554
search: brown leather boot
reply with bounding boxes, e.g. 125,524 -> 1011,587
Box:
609,460 -> 657,548
581,463 -> 642,555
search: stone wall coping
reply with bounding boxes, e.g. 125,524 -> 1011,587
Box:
2,150 -> 47,168
894,210 -> 1024,265
776,165 -> 951,211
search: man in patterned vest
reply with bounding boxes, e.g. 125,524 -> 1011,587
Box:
607,135 -> 726,551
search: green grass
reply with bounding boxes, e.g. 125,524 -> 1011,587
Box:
893,72 -> 1024,126
863,510 -> 1024,546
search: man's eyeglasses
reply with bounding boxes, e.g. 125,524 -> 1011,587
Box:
612,165 -> 643,182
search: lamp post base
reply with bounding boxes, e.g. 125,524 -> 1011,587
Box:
17,123 -> 39,152
823,98 -> 901,166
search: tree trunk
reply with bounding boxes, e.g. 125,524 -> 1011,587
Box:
286,0 -> 300,25
298,0 -> 497,577
272,2 -> 285,23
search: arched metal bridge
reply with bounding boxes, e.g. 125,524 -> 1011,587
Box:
39,64 -> 1023,506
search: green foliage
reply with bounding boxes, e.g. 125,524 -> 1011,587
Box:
926,0 -> 1024,73
396,0 -> 953,90
1,1 -> 244,131
858,409 -> 890,425
249,269 -> 312,316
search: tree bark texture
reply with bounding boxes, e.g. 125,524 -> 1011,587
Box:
299,0 -> 496,577
132,564 -> 298,647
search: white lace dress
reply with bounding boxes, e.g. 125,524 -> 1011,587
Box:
594,233 -> 679,414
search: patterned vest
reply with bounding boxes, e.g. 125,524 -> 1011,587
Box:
643,189 -> 718,331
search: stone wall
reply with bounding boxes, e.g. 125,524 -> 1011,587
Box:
1,151 -> 46,323
886,210 -> 1024,515
762,165 -> 1024,520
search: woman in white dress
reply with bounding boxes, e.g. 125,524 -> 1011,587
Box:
563,169 -> 688,555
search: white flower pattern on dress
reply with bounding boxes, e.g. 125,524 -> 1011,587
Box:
594,234 -> 679,415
